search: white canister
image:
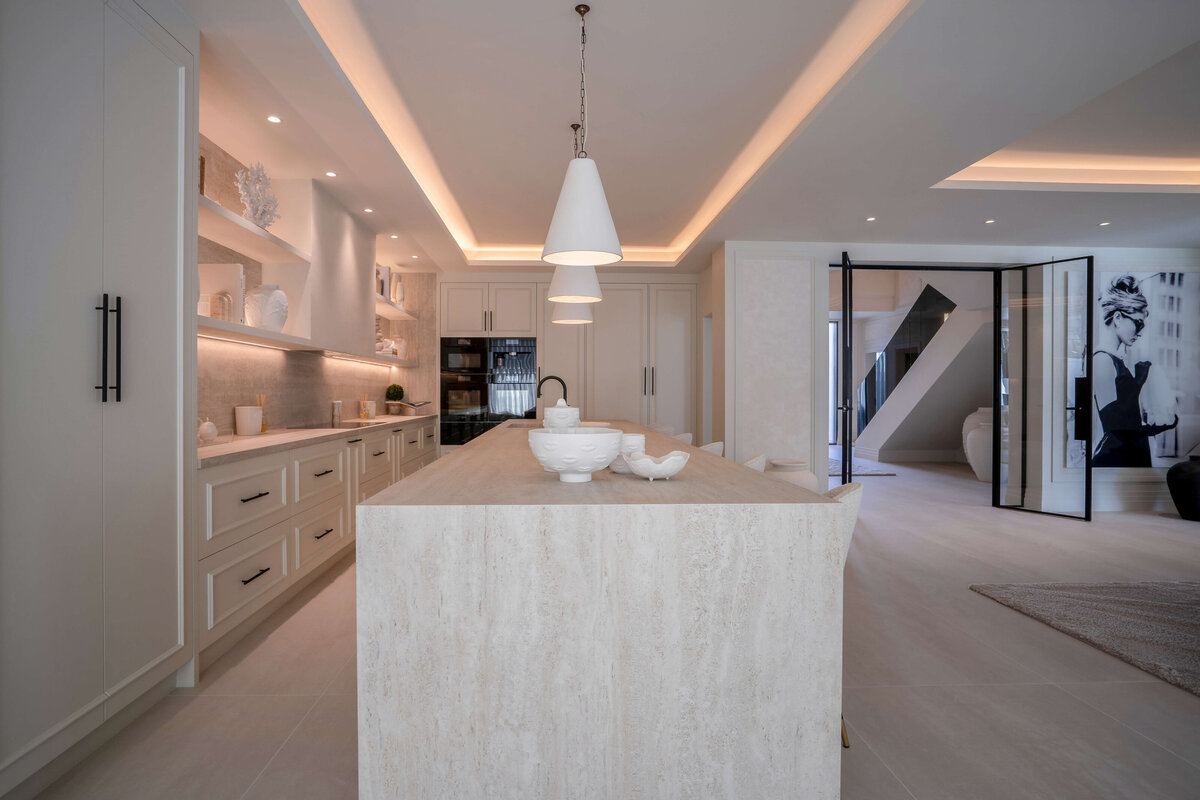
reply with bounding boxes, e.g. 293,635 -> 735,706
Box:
610,432 -> 645,474
543,398 -> 581,430
244,284 -> 289,332
234,406 -> 263,436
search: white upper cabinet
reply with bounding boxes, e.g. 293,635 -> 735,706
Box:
441,282 -> 536,337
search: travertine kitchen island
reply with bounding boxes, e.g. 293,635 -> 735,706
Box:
356,421 -> 844,799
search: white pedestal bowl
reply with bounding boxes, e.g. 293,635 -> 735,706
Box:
529,428 -> 623,483
624,450 -> 690,481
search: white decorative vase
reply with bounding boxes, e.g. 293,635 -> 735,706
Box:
244,284 -> 288,332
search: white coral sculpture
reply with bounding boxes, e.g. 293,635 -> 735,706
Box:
235,162 -> 280,229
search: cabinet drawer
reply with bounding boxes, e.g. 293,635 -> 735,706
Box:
360,431 -> 392,480
358,471 -> 391,503
200,525 -> 288,644
294,496 -> 346,571
397,427 -> 421,463
201,460 -> 290,557
293,442 -> 347,507
419,423 -> 437,450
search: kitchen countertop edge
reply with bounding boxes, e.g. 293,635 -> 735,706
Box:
197,413 -> 439,468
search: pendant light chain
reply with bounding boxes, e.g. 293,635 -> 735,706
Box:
577,5 -> 588,158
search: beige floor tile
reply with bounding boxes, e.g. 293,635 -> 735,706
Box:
840,721 -> 916,800
242,694 -> 357,800
844,683 -> 1200,800
1058,681 -> 1200,768
323,654 -> 357,696
36,695 -> 316,800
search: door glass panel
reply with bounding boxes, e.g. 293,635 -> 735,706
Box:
996,259 -> 1092,518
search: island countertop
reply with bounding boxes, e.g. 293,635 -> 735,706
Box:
365,418 -> 829,507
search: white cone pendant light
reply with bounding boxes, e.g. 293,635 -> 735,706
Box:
542,157 -> 621,268
551,301 -> 594,324
543,4 -> 619,301
548,264 -> 603,304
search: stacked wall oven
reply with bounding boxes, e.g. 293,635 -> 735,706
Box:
441,337 -> 536,445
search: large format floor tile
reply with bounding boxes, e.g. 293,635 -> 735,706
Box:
242,693 -> 357,800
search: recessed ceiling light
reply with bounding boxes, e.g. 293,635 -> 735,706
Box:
865,216 -> 876,222
266,115 -> 281,124
325,171 -> 337,177
411,255 -> 419,260
1098,221 -> 1111,227
364,208 -> 373,213
390,234 -> 398,239
984,219 -> 996,224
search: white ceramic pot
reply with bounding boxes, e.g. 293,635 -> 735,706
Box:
244,284 -> 288,332
543,398 -> 581,430
610,432 -> 645,475
528,428 -> 622,483
234,406 -> 263,436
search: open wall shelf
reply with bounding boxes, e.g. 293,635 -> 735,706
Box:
197,316 -> 319,351
374,294 -> 418,322
198,195 -> 310,264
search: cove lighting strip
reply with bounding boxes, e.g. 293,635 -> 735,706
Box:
198,333 -> 291,351
324,353 -> 397,369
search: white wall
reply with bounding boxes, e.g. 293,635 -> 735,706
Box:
308,182 -> 375,355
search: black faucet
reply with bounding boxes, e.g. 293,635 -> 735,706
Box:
537,375 -> 567,404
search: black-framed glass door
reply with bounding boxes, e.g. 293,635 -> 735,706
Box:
993,257 -> 1094,520
839,252 -> 854,485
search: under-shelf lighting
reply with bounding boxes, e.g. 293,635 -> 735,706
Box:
198,333 -> 290,351
324,353 -> 395,368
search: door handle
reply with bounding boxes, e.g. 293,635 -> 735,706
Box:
111,295 -> 122,402
95,294 -> 110,402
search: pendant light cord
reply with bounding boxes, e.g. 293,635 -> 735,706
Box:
577,7 -> 588,158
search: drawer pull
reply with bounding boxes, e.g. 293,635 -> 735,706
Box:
315,528 -> 334,540
408,439 -> 418,445
425,432 -> 435,438
240,491 -> 270,504
373,450 -> 386,457
241,567 -> 270,585
348,438 -> 363,444
313,469 -> 333,477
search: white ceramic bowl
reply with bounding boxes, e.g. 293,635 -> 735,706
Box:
624,450 -> 690,481
529,428 -> 623,483
543,399 -> 581,430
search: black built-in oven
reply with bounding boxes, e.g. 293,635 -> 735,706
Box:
440,337 -> 536,445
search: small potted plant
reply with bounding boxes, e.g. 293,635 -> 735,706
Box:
385,384 -> 405,415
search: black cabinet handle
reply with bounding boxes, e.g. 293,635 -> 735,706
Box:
241,567 -> 270,585
651,366 -> 655,396
111,295 -> 122,402
425,432 -> 435,438
348,438 -> 362,443
95,293 -> 110,402
408,439 -> 418,445
315,528 -> 333,540
373,450 -> 386,457
393,429 -> 403,433
313,469 -> 333,477
642,367 -> 647,396
240,490 -> 270,503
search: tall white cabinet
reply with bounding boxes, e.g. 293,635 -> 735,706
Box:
0,1 -> 196,793
585,284 -> 697,436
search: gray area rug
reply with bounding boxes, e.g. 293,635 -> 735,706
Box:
970,581 -> 1200,696
827,458 -> 896,477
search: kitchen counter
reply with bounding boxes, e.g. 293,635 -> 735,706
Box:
356,420 -> 844,798
197,413 -> 438,468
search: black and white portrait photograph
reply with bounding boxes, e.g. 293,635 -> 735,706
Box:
1089,271 -> 1200,469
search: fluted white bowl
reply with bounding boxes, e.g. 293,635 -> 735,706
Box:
529,428 -> 623,483
624,450 -> 690,481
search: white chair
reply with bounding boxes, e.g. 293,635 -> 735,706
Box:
823,481 -> 863,749
699,441 -> 724,456
673,432 -> 693,445
741,454 -> 767,472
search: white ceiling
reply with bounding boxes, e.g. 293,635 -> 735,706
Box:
185,0 -> 1200,273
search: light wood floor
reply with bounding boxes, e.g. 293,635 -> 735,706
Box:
36,462 -> 1200,799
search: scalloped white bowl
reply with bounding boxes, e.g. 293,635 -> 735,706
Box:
624,450 -> 690,481
529,428 -> 623,483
